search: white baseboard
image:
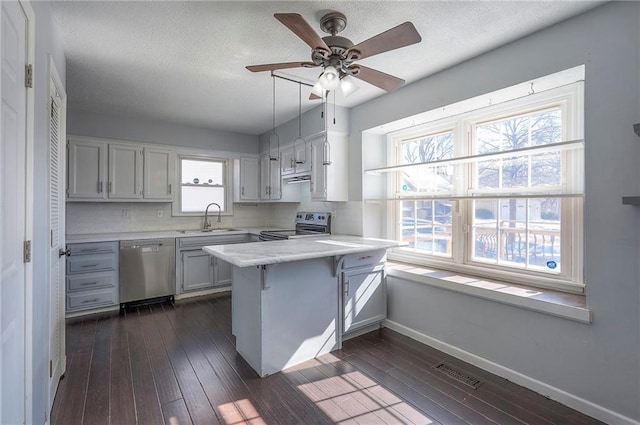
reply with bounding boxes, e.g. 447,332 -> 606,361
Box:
383,319 -> 639,425
175,287 -> 230,301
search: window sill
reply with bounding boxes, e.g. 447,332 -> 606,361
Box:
386,261 -> 592,324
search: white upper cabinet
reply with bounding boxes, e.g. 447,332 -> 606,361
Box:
108,143 -> 143,199
280,147 -> 295,176
260,154 -> 281,200
67,137 -> 174,202
143,148 -> 174,200
233,156 -> 260,202
293,140 -> 311,174
67,138 -> 107,199
310,133 -> 348,202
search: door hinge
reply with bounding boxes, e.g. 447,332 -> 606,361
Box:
25,64 -> 33,88
49,360 -> 53,378
23,240 -> 32,263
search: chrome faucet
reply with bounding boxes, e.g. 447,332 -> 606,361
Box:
203,202 -> 222,230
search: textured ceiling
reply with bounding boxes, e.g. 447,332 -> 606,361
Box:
52,1 -> 603,136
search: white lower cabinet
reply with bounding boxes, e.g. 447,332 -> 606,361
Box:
177,234 -> 253,293
181,250 -> 215,292
340,249 -> 387,336
66,241 -> 119,313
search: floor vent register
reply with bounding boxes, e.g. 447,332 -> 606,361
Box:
434,362 -> 482,389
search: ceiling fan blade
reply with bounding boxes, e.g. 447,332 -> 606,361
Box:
309,92 -> 322,100
246,61 -> 317,72
349,65 -> 405,92
346,22 -> 421,60
274,13 -> 331,53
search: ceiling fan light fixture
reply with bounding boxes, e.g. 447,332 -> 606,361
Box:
311,80 -> 325,98
318,65 -> 340,90
339,76 -> 359,97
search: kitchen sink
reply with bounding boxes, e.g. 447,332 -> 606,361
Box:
178,228 -> 240,234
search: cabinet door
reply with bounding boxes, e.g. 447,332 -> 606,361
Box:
269,157 -> 281,200
181,251 -> 214,292
143,148 -> 173,200
280,147 -> 295,176
109,144 -> 143,199
67,139 -> 107,199
310,138 -> 327,200
239,157 -> 260,201
342,265 -> 386,334
294,140 -> 311,173
214,257 -> 232,287
260,155 -> 271,199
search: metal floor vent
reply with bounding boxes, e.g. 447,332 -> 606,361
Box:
434,363 -> 482,389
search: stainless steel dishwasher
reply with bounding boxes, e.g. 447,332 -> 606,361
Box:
119,238 -> 175,307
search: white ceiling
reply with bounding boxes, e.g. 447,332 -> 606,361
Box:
52,1 -> 603,136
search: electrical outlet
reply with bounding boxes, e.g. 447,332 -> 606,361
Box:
122,209 -> 130,219
156,209 -> 163,218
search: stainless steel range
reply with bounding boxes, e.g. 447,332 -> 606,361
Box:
259,212 -> 332,241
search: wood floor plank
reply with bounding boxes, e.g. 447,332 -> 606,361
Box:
163,303 -> 246,425
162,399 -> 193,425
155,305 -> 222,425
126,310 -> 165,425
53,318 -> 97,425
138,306 -> 183,406
83,316 -> 112,425
109,311 -> 137,425
360,331 -> 559,425
376,328 -> 606,425
53,293 -> 604,425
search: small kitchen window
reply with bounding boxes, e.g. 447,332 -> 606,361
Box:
177,156 -> 228,213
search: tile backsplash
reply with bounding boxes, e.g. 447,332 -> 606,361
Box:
66,202 -> 272,235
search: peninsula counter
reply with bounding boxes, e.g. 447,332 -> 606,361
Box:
203,236 -> 402,377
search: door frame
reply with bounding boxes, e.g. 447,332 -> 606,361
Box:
18,0 -> 35,423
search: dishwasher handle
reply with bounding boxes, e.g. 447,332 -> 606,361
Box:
120,239 -> 175,251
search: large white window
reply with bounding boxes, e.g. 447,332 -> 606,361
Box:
382,82 -> 584,292
178,156 -> 228,213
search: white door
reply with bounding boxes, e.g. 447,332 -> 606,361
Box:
0,1 -> 28,423
48,58 -> 66,412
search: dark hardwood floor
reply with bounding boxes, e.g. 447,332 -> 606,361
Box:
51,293 -> 603,425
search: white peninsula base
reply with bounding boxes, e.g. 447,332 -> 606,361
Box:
231,257 -> 339,377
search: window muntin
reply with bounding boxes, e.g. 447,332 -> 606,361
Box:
178,157 -> 227,213
387,85 -> 582,288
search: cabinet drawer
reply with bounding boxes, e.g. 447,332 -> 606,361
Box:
67,270 -> 117,292
178,234 -> 250,248
66,287 -> 118,311
68,241 -> 117,255
342,249 -> 386,270
67,253 -> 117,274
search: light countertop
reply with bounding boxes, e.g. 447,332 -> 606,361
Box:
65,227 -> 286,243
202,235 -> 404,267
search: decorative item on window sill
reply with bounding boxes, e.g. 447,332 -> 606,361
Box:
269,73 -> 280,161
294,81 -> 306,165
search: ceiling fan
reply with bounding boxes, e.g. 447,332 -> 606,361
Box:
246,12 -> 422,98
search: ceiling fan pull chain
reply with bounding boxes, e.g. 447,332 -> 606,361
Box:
333,91 -> 336,125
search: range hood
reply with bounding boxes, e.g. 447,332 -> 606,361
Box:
284,174 -> 311,184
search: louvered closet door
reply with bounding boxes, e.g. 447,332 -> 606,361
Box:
48,75 -> 66,412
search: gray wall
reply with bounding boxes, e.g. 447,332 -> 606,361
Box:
351,2 -> 639,421
31,1 -> 66,422
68,108 -> 259,153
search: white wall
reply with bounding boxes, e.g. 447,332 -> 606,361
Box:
68,108 -> 259,153
354,2 -> 639,422
30,1 -> 66,422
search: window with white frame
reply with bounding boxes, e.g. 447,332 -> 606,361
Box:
178,156 -> 228,213
385,82 -> 584,291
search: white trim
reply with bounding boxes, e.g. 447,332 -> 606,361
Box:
175,287 -> 230,300
382,320 -> 640,425
387,267 -> 590,322
19,1 -> 35,424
